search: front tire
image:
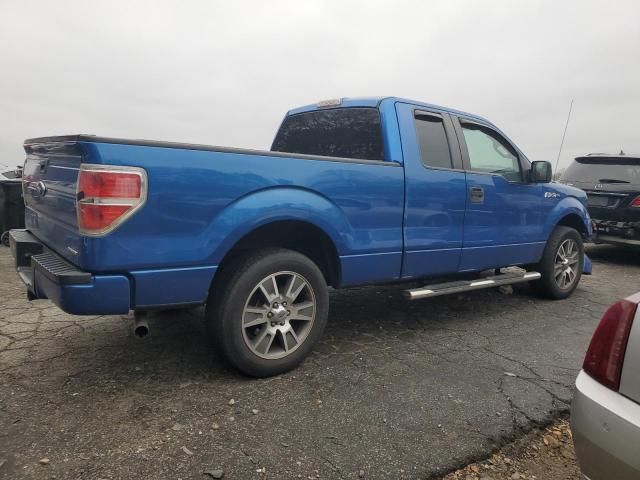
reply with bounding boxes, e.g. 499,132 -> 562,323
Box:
530,226 -> 584,299
206,248 -> 329,377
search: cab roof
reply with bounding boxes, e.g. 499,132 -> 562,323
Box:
287,96 -> 494,126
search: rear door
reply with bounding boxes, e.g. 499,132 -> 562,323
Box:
453,116 -> 545,271
396,102 -> 467,278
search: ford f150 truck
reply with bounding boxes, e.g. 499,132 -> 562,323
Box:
10,97 -> 592,376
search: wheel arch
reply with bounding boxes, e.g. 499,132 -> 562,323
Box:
544,197 -> 592,240
556,212 -> 589,237
204,186 -> 352,290
210,219 -> 342,298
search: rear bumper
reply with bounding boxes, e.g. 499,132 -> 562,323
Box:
9,229 -> 130,315
592,219 -> 640,247
571,371 -> 640,480
592,232 -> 640,247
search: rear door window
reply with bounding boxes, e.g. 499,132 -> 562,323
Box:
414,115 -> 453,169
272,108 -> 385,161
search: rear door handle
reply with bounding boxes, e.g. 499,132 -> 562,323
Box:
470,187 -> 484,203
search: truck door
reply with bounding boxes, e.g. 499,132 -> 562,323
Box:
396,103 -> 467,278
452,116 -> 545,271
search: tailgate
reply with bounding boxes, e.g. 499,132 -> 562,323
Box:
22,140 -> 84,265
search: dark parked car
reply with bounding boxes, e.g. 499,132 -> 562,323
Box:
1,167 -> 25,247
561,153 -> 640,247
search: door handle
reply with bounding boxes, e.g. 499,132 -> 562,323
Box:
470,187 -> 484,203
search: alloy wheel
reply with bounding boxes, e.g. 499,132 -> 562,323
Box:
241,271 -> 316,359
554,239 -> 579,289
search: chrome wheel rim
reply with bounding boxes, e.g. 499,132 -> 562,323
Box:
241,271 -> 316,360
554,239 -> 579,289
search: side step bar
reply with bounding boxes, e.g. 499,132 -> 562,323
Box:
404,271 -> 541,300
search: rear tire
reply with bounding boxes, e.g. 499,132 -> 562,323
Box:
206,248 -> 329,377
530,226 -> 583,299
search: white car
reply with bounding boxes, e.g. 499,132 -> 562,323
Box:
572,292 -> 640,479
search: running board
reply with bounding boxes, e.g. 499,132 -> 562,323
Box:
403,271 -> 541,300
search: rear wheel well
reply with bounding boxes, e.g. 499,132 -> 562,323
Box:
215,221 -> 341,288
556,213 -> 588,237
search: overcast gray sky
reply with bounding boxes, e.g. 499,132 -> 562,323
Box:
1,0 -> 639,172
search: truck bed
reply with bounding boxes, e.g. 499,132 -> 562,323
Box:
21,134 -> 405,311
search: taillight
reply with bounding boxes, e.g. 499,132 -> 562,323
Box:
76,164 -> 147,236
630,195 -> 640,207
583,296 -> 638,390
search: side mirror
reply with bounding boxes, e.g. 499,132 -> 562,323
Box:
530,161 -> 552,183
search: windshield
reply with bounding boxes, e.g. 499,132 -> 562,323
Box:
562,159 -> 640,186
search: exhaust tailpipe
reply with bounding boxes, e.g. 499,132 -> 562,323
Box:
132,312 -> 150,339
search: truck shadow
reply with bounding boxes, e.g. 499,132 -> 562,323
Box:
2,263 -> 607,390
92,279 -> 586,383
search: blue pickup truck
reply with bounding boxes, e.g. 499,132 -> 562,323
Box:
10,97 -> 592,376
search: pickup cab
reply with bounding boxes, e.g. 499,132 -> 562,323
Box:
11,97 -> 592,376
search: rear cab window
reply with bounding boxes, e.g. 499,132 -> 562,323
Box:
271,107 -> 385,161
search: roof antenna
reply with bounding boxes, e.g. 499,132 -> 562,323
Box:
555,99 -> 574,175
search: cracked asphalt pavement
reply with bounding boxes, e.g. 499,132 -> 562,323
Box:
1,245 -> 639,480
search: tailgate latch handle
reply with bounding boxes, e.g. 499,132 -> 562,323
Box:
26,181 -> 47,198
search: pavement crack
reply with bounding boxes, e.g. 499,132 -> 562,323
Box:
319,455 -> 344,479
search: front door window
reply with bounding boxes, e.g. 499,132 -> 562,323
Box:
462,124 -> 521,182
